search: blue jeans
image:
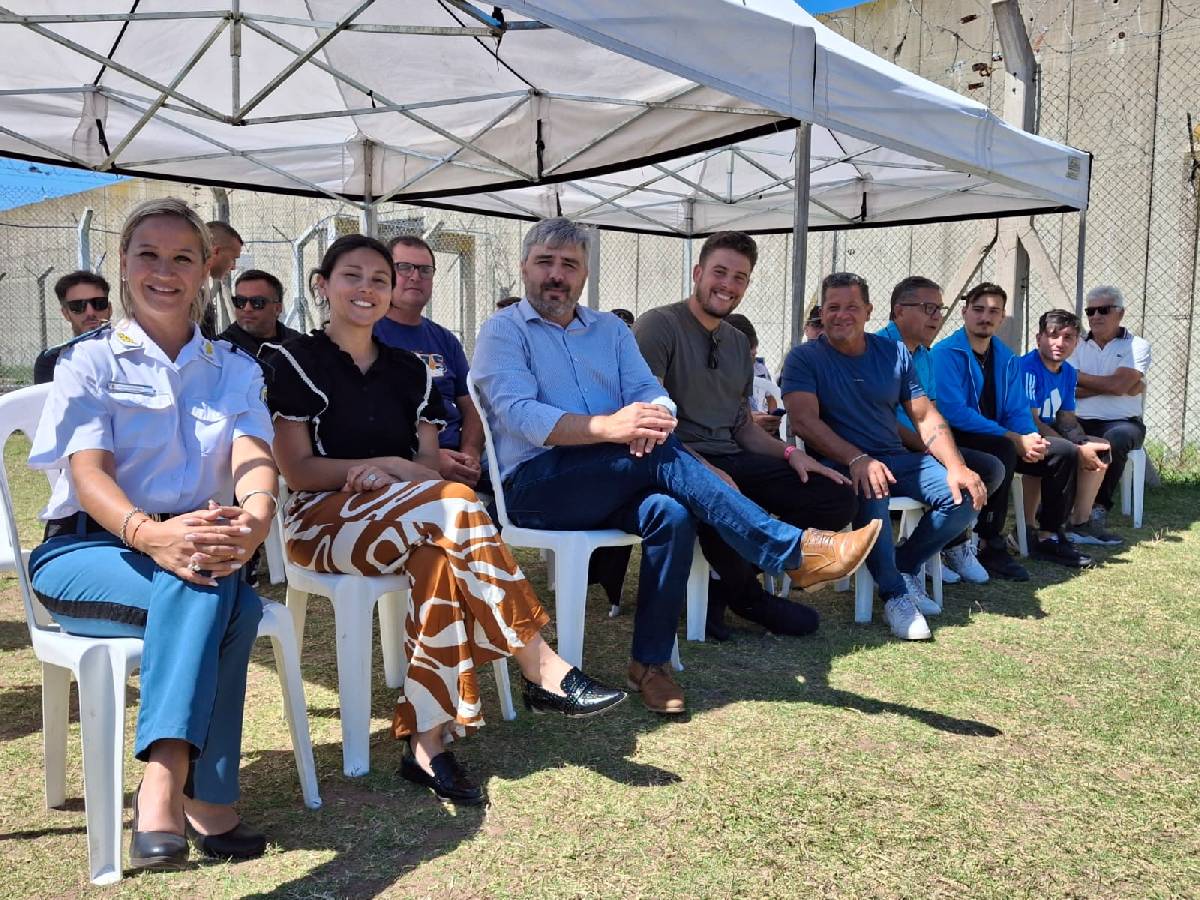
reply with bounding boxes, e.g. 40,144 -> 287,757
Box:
29,532 -> 262,804
504,436 -> 803,664
849,452 -> 979,601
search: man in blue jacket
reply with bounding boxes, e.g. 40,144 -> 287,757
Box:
931,283 -> 1091,574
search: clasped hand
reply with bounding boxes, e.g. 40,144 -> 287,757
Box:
140,502 -> 264,587
606,402 -> 677,458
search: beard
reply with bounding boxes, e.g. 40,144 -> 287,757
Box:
526,281 -> 578,321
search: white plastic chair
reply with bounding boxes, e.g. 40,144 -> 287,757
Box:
467,376 -> 708,670
843,497 -> 943,623
273,484 -> 515,778
1120,447 -> 1146,528
1011,474 -> 1031,557
0,384 -> 319,886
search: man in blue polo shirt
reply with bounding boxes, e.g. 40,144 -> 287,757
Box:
783,272 -> 987,641
876,276 -> 1005,584
374,235 -> 485,488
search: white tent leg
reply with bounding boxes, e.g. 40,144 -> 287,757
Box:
789,123 -> 812,350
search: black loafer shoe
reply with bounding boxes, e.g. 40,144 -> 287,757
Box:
522,666 -> 627,718
400,751 -> 486,806
1032,534 -> 1094,569
129,784 -> 188,871
185,819 -> 267,860
978,544 -> 1030,582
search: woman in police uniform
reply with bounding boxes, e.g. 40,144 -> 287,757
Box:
28,198 -> 276,870
266,235 -> 625,808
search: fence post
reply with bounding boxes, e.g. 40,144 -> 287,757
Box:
35,266 -> 54,351
77,208 -> 94,271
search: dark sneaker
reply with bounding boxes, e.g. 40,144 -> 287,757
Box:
977,543 -> 1030,581
1031,533 -> 1094,568
1066,519 -> 1123,546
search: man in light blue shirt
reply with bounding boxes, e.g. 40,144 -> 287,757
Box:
472,219 -> 881,714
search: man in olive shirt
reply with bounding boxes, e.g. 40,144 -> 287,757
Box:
634,231 -> 856,639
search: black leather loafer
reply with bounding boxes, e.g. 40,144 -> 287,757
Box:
522,666 -> 627,717
400,751 -> 486,806
185,819 -> 267,860
129,784 -> 188,871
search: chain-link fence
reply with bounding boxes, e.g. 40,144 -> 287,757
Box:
2,0 -> 1198,456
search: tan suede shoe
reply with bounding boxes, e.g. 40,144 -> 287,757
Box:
626,661 -> 685,714
786,519 -> 883,592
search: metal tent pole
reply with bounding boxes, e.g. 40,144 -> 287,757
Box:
789,123 -> 812,350
1074,209 -> 1087,317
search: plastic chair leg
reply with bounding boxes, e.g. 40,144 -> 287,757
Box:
670,635 -> 684,672
261,604 -> 322,809
684,541 -> 709,642
285,586 -> 308,655
542,549 -> 556,591
927,552 -> 944,611
329,590 -> 377,777
1012,475 -> 1029,557
551,548 -> 591,669
42,662 -> 70,809
264,527 -> 286,586
492,659 -> 516,721
75,645 -> 124,886
1126,449 -> 1146,528
377,590 -> 409,690
854,568 -> 874,623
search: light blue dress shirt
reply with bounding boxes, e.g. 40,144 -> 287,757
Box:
471,299 -> 669,481
30,318 -> 274,520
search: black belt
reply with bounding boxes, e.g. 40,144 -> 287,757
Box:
43,510 -> 184,541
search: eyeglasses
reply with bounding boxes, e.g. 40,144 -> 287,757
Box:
707,333 -> 721,369
232,294 -> 278,310
897,301 -> 948,317
65,297 -> 109,314
394,262 -> 436,278
1085,305 -> 1116,317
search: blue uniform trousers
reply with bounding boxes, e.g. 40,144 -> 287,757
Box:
503,435 -> 804,665
29,531 -> 262,804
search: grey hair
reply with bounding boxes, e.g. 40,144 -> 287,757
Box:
521,217 -> 592,263
1085,284 -> 1125,309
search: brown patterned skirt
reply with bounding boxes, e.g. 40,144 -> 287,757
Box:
284,480 -> 550,739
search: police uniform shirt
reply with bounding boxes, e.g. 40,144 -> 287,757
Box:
265,330 -> 447,461
29,318 -> 274,521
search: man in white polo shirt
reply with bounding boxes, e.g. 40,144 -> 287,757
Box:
1069,285 -> 1152,528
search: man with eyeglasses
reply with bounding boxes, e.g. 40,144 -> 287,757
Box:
783,272 -> 987,641
218,269 -> 301,358
373,235 -> 486,488
877,276 -> 1006,585
932,283 -> 1092,573
33,271 -> 113,384
1067,285 -> 1152,531
634,232 -> 856,641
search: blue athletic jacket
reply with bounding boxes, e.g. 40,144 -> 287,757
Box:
930,326 -> 1035,437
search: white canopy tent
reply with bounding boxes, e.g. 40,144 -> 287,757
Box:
0,1 -> 1090,338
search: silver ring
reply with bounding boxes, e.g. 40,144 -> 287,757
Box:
366,473 -> 378,483
188,561 -> 202,572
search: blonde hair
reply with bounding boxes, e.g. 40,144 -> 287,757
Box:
118,198 -> 212,323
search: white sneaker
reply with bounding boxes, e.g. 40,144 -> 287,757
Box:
902,573 -> 940,616
884,595 -> 932,640
942,541 -> 990,584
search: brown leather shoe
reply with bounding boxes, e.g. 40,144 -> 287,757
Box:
626,661 -> 685,714
786,519 -> 883,592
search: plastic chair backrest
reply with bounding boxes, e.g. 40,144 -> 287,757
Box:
465,375 -> 513,529
0,383 -> 57,631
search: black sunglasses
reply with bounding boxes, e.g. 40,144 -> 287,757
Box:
232,294 -> 278,310
707,332 -> 721,369
1085,305 -> 1116,317
65,297 -> 109,314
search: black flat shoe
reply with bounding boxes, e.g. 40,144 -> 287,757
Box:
185,819 -> 267,860
129,782 -> 189,871
400,751 -> 486,806
522,667 -> 627,717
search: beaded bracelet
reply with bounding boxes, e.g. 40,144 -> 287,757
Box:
120,507 -> 147,548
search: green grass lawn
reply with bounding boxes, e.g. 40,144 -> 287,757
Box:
1,434 -> 1198,898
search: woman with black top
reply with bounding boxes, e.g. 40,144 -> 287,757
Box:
266,235 -> 626,806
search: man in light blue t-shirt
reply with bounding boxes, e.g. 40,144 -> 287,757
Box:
782,272 -> 987,641
374,235 -> 485,488
1019,309 -> 1122,546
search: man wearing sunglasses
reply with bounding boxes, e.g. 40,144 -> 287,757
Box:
218,269 -> 301,358
1067,285 -> 1152,530
635,232 -> 856,642
877,276 -> 1006,586
33,271 -> 112,384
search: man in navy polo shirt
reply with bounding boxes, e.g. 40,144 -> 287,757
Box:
374,235 -> 485,488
